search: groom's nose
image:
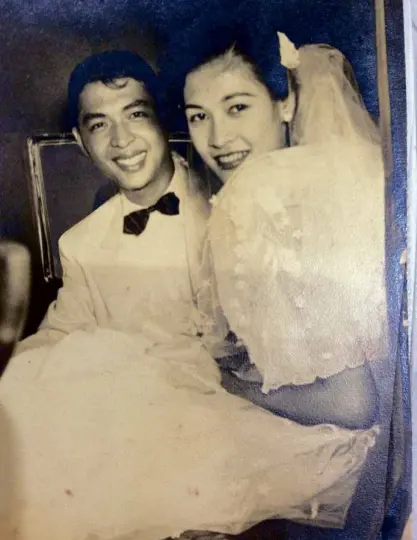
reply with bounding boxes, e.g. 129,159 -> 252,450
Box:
110,121 -> 135,149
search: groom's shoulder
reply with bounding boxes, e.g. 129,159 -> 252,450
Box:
59,194 -> 120,253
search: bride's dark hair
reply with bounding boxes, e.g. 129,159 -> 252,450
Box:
158,13 -> 290,132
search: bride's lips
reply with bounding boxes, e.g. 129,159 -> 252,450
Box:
214,150 -> 250,171
114,151 -> 147,172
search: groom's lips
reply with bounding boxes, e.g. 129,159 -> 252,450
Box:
113,151 -> 147,172
214,151 -> 250,171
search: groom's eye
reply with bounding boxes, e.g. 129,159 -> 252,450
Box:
88,121 -> 106,133
130,109 -> 151,120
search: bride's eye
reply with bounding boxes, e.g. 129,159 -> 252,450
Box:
229,103 -> 249,115
188,112 -> 207,124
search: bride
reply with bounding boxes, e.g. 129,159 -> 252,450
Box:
180,31 -> 386,420
173,25 -> 387,538
0,32 -> 383,540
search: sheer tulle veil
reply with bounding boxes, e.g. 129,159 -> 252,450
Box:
289,42 -> 381,146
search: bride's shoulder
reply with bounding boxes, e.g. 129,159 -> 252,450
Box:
222,140 -> 382,195
226,144 -> 327,185
217,145 -> 326,202
245,140 -> 379,173
212,140 -> 383,227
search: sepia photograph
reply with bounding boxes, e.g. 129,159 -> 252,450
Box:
0,0 -> 411,539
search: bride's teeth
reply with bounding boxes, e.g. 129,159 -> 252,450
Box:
219,152 -> 245,164
216,151 -> 249,168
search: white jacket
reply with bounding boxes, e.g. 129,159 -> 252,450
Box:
16,155 -> 211,354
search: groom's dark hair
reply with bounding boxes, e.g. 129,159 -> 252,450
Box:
67,50 -> 164,130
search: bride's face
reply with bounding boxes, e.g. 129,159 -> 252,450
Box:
184,54 -> 285,183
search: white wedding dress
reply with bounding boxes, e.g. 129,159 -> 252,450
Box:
0,45 -> 384,540
0,327 -> 377,540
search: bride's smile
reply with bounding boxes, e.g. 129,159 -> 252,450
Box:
184,54 -> 287,183
213,150 -> 250,171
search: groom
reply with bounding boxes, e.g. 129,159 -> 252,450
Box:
15,50 -> 212,354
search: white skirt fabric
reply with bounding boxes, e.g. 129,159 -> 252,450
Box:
0,328 -> 377,540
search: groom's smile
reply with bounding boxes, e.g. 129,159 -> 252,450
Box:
113,150 -> 147,173
73,77 -> 174,205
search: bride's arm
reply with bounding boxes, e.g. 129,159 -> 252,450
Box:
221,362 -> 378,430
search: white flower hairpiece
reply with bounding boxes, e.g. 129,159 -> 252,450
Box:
277,31 -> 300,69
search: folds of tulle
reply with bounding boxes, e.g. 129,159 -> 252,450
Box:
0,328 -> 378,540
291,46 -> 381,147
207,141 -> 388,391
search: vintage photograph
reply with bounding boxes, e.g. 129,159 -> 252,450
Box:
0,0 -> 411,539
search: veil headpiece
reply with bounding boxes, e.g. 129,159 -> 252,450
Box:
285,42 -> 380,146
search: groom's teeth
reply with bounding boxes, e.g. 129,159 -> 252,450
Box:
115,152 -> 146,171
215,151 -> 249,170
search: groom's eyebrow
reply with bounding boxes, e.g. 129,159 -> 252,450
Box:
80,99 -> 152,125
81,112 -> 106,125
123,99 -> 152,111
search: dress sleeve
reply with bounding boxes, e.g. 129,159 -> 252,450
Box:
208,143 -> 388,392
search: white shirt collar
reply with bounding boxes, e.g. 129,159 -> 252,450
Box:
121,153 -> 187,216
100,153 -> 189,250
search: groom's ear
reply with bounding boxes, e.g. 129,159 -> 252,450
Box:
277,90 -> 296,124
72,127 -> 89,157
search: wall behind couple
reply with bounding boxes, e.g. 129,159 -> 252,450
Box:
1,0 -> 380,335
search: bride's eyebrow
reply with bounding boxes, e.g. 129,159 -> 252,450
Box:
223,92 -> 255,101
184,104 -> 203,111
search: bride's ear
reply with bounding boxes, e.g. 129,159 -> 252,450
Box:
277,89 -> 296,124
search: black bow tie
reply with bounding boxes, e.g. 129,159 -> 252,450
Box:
123,192 -> 180,236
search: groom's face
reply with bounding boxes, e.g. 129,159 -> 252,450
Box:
73,77 -> 172,195
184,55 -> 286,183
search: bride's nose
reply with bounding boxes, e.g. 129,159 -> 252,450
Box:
209,116 -> 234,149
